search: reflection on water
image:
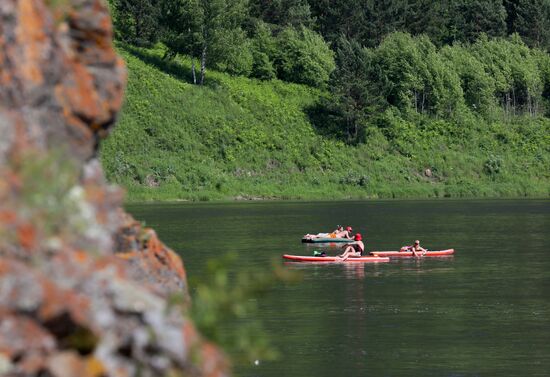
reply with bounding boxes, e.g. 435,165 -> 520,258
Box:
285,262 -> 375,280
126,199 -> 550,377
342,263 -> 367,279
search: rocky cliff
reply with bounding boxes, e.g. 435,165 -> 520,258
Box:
0,1 -> 227,376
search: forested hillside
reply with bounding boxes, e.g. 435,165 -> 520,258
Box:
101,0 -> 550,200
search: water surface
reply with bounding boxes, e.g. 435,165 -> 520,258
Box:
126,200 -> 550,377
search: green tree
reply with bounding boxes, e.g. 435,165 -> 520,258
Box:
209,27 -> 254,76
159,0 -> 204,83
369,32 -> 463,116
307,0 -> 373,46
441,44 -> 496,114
404,0 -> 462,46
275,26 -> 335,88
362,0 -> 411,46
449,0 -> 507,43
508,35 -> 544,116
160,0 -> 250,83
422,40 -> 464,117
111,0 -> 160,46
504,0 -> 550,50
249,0 -> 314,28
534,49 -> 550,115
471,35 -> 543,116
198,0 -> 250,83
309,0 -> 410,47
405,0 -> 507,45
329,36 -> 372,142
308,0 -> 511,47
249,21 -> 277,80
369,32 -> 429,112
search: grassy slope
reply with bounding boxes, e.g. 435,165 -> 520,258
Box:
100,44 -> 550,201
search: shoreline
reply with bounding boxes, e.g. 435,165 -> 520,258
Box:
122,194 -> 550,205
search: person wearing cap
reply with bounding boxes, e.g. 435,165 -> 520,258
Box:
336,233 -> 365,261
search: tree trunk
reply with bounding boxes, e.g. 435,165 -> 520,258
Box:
134,11 -> 141,42
191,57 -> 197,85
421,91 -> 426,113
200,45 -> 207,85
512,87 -> 516,116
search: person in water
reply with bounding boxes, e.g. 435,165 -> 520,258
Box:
336,233 -> 364,261
401,240 -> 427,257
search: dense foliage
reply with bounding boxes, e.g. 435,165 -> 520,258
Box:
109,0 -> 550,85
100,45 -> 549,200
103,1 -> 550,200
108,0 -> 334,86
326,33 -> 550,143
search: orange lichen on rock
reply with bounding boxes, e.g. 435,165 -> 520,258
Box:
84,356 -> 106,377
16,222 -> 36,250
0,210 -> 17,225
113,217 -> 189,297
200,343 -> 230,377
15,0 -> 48,85
0,313 -> 56,358
0,0 -> 228,376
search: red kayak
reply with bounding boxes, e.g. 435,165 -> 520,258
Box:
282,254 -> 390,263
369,248 -> 455,257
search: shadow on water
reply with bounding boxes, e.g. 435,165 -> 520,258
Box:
303,242 -> 347,249
283,261 -> 386,280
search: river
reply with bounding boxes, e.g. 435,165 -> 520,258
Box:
126,199 -> 550,377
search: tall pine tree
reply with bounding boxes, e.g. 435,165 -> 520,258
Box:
504,0 -> 550,50
329,36 -> 371,142
111,0 -> 160,46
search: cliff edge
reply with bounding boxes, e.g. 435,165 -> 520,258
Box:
0,1 -> 227,376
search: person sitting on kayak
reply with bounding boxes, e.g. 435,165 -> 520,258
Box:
401,240 -> 427,257
336,233 -> 364,261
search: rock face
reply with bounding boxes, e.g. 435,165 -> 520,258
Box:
0,1 -> 227,376
113,211 -> 190,298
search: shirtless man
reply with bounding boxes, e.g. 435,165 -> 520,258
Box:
335,226 -> 353,239
336,233 -> 364,261
401,240 -> 427,257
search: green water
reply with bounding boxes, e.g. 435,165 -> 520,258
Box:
126,200 -> 550,376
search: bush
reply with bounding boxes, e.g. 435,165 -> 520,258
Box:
210,28 -> 253,76
441,44 -> 496,114
483,154 -> 503,177
274,26 -> 335,88
250,21 -> 277,80
369,33 -> 464,116
339,171 -> 369,187
110,0 -> 160,47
